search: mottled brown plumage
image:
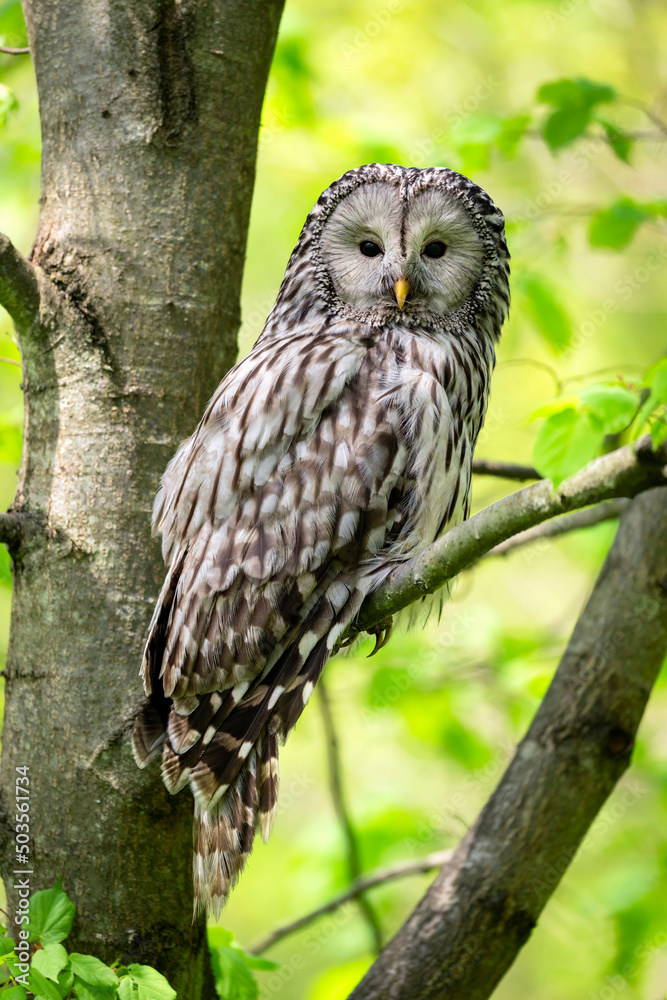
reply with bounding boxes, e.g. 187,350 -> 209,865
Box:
132,164 -> 510,915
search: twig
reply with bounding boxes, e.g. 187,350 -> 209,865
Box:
471,459 -> 540,481
251,849 -> 452,955
0,234 -> 41,334
487,498 -> 630,557
0,355 -> 21,367
318,677 -> 383,954
349,486 -> 667,1000
0,46 -> 29,55
353,436 -> 667,638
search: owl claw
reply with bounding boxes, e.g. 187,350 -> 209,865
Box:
367,617 -> 394,657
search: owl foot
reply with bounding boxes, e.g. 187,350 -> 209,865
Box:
366,616 -> 394,657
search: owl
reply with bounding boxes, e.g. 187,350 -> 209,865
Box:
132,164 -> 510,916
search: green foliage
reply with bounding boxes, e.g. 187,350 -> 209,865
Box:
0,884 -> 176,1000
531,363 -> 666,484
589,197 -> 667,249
207,928 -> 278,1000
536,77 -> 616,150
0,83 -> 17,128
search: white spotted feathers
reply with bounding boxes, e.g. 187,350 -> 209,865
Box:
132,164 -> 510,916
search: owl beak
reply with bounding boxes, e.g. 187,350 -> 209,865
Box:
394,277 -> 410,309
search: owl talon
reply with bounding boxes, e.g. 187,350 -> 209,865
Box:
366,617 -> 394,657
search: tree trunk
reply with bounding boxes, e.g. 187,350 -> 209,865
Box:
0,1 -> 283,994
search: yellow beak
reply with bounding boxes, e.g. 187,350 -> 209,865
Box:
394,277 -> 409,309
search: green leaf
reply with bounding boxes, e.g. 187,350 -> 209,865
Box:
31,944 -> 69,983
210,946 -> 258,1000
69,955 -> 118,989
117,965 -> 176,1000
496,113 -> 531,157
579,385 -> 639,434
537,78 -> 616,109
28,880 -> 76,946
0,83 -> 18,128
542,105 -> 590,150
533,408 -> 603,485
3,987 -> 28,1000
521,276 -> 571,352
598,119 -> 633,163
0,935 -> 16,959
239,954 -> 279,972
73,976 -> 118,1000
588,198 -> 650,249
28,966 -> 66,1000
537,78 -> 616,150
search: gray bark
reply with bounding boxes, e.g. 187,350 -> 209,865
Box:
349,487 -> 667,999
0,1 -> 283,995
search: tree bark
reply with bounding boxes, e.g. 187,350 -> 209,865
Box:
0,1 -> 283,995
349,487 -> 667,1000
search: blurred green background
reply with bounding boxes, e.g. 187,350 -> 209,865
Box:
1,0 -> 666,997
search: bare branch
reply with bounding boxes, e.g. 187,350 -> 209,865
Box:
354,437 -> 667,637
251,849 -> 453,955
487,497 -> 630,557
349,487 -> 667,1000
0,46 -> 30,55
0,234 -> 41,334
318,677 -> 383,954
471,458 -> 540,481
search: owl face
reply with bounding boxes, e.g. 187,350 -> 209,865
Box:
319,177 -> 487,320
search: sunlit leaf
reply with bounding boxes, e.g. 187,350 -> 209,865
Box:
31,943 -> 69,983
2,985 -> 28,1000
27,966 -> 65,1000
27,880 -> 76,946
209,946 -> 258,1000
588,198 -> 650,249
69,954 -> 119,989
579,385 -> 639,434
533,408 -> 603,484
117,965 -> 176,1000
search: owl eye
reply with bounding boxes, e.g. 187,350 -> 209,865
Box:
359,240 -> 383,258
423,241 -> 447,259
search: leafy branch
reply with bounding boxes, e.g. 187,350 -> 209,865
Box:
354,436 -> 667,636
348,485 -> 667,1000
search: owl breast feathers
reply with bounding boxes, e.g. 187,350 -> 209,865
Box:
132,163 -> 510,916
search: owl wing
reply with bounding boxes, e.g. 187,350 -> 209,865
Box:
133,325 -> 413,912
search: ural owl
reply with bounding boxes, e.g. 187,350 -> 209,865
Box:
133,164 -> 510,915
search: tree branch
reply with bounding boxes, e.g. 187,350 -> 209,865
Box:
471,458 -> 540,480
251,849 -> 452,955
0,46 -> 30,55
0,512 -> 26,553
0,234 -> 41,334
349,487 -> 667,1000
318,678 -> 384,954
354,438 -> 667,636
487,497 -> 630,557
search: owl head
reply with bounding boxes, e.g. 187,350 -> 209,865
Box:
273,164 -> 510,340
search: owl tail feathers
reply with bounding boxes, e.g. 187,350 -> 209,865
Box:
132,695 -> 169,768
192,731 -> 279,918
